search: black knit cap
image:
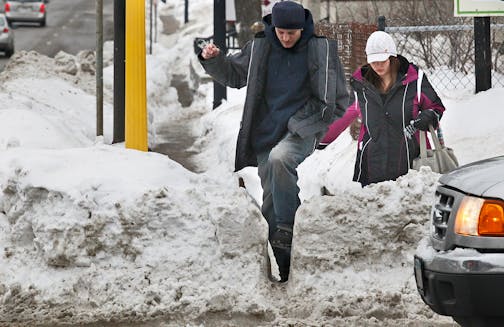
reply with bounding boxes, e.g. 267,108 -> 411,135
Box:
272,1 -> 305,29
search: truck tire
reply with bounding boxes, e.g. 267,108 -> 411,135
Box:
454,316 -> 504,327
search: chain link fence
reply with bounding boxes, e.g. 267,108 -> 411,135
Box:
385,16 -> 504,92
317,16 -> 504,93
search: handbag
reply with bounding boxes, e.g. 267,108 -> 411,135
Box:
411,69 -> 459,174
412,125 -> 459,174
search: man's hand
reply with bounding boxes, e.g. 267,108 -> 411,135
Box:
201,43 -> 220,60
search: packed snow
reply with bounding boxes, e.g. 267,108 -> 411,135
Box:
0,0 -> 503,326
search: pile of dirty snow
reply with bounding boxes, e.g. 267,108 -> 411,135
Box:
0,146 -> 274,326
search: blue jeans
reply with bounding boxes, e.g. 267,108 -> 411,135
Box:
257,131 -> 318,278
257,131 -> 318,237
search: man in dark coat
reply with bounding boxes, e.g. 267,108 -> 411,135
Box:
198,1 -> 348,282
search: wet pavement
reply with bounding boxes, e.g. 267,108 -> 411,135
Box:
150,116 -> 201,173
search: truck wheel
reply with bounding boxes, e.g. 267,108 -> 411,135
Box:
454,316 -> 504,327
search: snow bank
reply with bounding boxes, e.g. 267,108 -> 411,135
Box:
0,146 -> 273,326
0,145 -> 454,326
0,51 -> 113,145
288,168 -> 448,326
0,0 -> 495,325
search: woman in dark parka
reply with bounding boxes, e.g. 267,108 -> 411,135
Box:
322,31 -> 445,186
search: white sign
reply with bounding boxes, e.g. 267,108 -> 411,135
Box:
455,0 -> 504,16
226,0 -> 236,21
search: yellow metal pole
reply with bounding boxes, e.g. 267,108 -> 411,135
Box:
125,0 -> 148,151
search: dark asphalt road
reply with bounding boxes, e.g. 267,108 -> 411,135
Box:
0,0 -> 114,71
0,1 -> 198,173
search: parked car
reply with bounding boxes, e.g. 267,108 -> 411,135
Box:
414,156 -> 504,327
0,13 -> 14,57
4,0 -> 48,27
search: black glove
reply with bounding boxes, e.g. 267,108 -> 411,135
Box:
413,109 -> 439,131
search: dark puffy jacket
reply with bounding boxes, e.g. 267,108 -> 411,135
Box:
199,17 -> 348,172
351,55 -> 445,186
250,12 -> 313,153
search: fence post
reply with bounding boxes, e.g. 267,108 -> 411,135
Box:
149,0 -> 153,55
185,0 -> 189,24
96,0 -> 103,137
154,0 -> 158,43
474,17 -> 492,93
377,16 -> 386,31
113,0 -> 125,143
213,0 -> 227,109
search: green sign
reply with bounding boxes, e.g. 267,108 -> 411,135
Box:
455,0 -> 504,16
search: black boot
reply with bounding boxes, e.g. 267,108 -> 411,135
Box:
271,224 -> 292,283
273,247 -> 291,283
270,224 -> 293,250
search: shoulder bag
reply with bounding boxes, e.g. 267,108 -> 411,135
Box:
412,125 -> 459,173
411,69 -> 459,174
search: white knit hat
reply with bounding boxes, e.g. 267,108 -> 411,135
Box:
365,31 -> 397,63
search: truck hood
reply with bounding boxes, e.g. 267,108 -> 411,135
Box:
439,156 -> 504,198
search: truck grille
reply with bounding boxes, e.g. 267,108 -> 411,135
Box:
431,191 -> 454,240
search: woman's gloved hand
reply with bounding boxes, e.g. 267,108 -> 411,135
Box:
413,109 -> 439,131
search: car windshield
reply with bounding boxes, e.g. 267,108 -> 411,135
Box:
9,0 -> 43,2
0,18 -> 5,27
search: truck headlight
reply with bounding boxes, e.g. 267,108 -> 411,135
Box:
455,196 -> 504,236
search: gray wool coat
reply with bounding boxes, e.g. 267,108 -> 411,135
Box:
199,33 -> 349,172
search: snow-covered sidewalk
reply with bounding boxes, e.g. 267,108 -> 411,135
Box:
1,0 -> 503,326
